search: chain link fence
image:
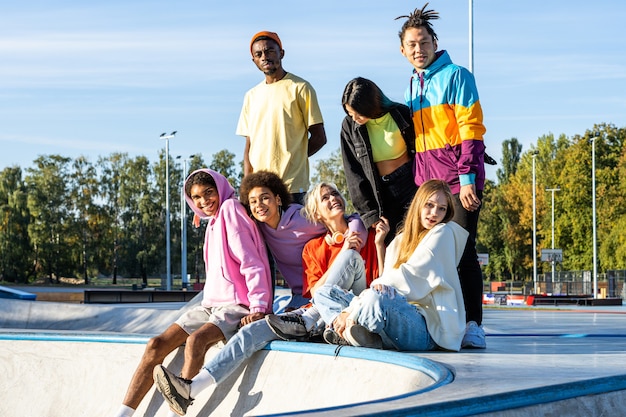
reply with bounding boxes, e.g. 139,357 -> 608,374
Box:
536,269 -> 625,298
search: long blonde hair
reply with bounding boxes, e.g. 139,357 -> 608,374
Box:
394,179 -> 455,268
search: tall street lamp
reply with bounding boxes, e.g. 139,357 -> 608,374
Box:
468,0 -> 474,73
160,131 -> 177,291
591,133 -> 599,298
531,150 -> 538,294
546,187 -> 560,282
177,154 -> 196,289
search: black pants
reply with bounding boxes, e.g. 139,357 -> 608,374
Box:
451,190 -> 484,325
380,161 -> 418,245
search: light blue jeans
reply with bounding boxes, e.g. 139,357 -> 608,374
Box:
314,285 -> 437,352
312,249 -> 367,325
285,293 -> 310,311
202,307 -> 321,384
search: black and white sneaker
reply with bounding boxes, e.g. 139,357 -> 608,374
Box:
265,314 -> 309,341
153,365 -> 194,416
322,328 -> 350,346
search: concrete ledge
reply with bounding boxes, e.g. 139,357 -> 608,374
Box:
0,332 -> 453,417
84,289 -> 200,303
532,295 -> 623,306
34,291 -> 85,303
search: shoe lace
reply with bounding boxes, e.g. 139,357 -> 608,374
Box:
334,345 -> 344,358
279,315 -> 305,325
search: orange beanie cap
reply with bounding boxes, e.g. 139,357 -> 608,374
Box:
250,31 -> 282,54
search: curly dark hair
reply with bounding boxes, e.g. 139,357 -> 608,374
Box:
396,2 -> 440,43
184,170 -> 216,197
239,170 -> 293,207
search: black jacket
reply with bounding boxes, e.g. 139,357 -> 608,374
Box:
340,104 -> 416,229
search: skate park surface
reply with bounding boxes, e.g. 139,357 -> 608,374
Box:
1,288 -> 625,417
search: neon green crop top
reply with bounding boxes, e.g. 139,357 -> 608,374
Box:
365,113 -> 407,163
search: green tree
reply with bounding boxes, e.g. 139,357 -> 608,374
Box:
181,154 -> 207,284
476,179 -> 506,281
25,155 -> 73,283
98,153 -> 128,283
0,167 -> 32,282
496,138 -> 522,184
209,150 -> 241,191
593,125 -> 626,270
66,157 -> 99,283
118,156 -> 162,284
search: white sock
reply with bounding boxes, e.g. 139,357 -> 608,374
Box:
190,368 -> 216,398
301,307 -> 321,332
301,314 -> 316,332
166,411 -> 178,417
113,404 -> 135,417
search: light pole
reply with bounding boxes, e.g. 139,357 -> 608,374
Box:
591,134 -> 598,298
546,187 -> 560,282
468,0 -> 474,73
177,154 -> 196,289
532,151 -> 538,294
160,131 -> 177,291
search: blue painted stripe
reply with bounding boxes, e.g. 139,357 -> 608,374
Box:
487,333 -> 626,338
0,332 -> 150,344
0,285 -> 36,300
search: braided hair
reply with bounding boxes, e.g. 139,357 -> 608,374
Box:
395,3 -> 440,42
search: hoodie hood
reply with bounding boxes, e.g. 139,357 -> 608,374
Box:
184,168 -> 272,314
184,168 -> 236,220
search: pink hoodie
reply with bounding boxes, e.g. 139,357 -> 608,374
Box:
184,168 -> 272,314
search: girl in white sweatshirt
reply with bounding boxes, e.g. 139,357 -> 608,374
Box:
320,178 -> 469,351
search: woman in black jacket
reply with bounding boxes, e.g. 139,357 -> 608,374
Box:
340,77 -> 417,244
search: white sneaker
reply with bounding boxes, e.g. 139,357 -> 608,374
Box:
344,325 -> 383,349
461,321 -> 486,349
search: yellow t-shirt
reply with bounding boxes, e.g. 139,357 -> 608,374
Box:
236,73 -> 324,193
365,112 -> 407,163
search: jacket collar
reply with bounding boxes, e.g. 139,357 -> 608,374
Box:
413,50 -> 450,80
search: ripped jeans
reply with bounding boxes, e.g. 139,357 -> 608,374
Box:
312,249 -> 367,326
314,285 -> 436,352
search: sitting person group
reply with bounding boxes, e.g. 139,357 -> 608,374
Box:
151,176 -> 468,416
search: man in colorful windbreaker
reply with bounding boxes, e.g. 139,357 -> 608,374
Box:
396,3 -> 487,349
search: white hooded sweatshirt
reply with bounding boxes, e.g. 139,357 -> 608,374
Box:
359,221 -> 468,351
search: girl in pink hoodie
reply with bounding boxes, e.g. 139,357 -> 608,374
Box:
114,169 -> 271,417
184,169 -> 272,315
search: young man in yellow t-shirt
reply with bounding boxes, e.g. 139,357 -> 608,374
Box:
237,31 -> 327,205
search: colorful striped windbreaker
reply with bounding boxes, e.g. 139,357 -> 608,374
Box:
404,50 -> 486,194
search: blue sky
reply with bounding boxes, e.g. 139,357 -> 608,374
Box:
2,0 -> 625,182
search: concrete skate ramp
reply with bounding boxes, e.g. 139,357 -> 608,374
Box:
4,297 -> 626,416
0,293 -> 198,334
0,331 -> 452,417
0,297 -> 452,416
